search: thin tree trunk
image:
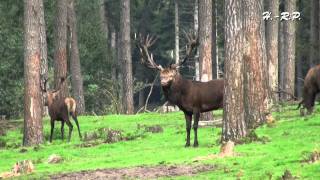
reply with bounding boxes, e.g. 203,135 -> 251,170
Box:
120,0 -> 134,114
279,21 -> 285,100
283,0 -> 296,100
310,0 -> 319,67
23,0 -> 44,146
39,0 -> 49,116
193,0 -> 200,81
116,33 -> 124,113
111,30 -> 117,86
175,0 -> 179,64
198,0 -> 214,121
53,0 -> 68,98
99,0 -> 108,43
243,0 -> 268,129
266,0 -> 279,103
212,0 -> 218,79
221,0 -> 246,156
68,0 -> 85,114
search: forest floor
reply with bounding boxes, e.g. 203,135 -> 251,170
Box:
1,105 -> 320,179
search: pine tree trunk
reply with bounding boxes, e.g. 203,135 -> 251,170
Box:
193,0 -> 200,81
175,0 -> 179,64
283,0 -> 296,100
39,0 -> 49,116
221,0 -> 246,155
53,0 -> 68,98
310,0 -> 319,67
68,0 -> 85,114
266,0 -> 279,103
23,0 -> 44,146
198,0 -> 214,121
120,0 -> 134,114
243,0 -> 268,129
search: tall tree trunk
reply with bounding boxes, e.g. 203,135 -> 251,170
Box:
198,0 -> 214,121
193,0 -> 200,81
310,0 -> 319,67
120,0 -> 134,114
243,0 -> 268,129
266,0 -> 279,103
283,0 -> 296,100
175,0 -> 179,64
212,0 -> 218,79
68,0 -> 85,114
39,0 -> 49,116
53,0 -> 68,98
23,0 -> 44,146
221,0 -> 246,156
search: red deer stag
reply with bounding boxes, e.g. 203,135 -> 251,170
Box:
297,65 -> 320,115
137,34 -> 224,147
41,77 -> 82,142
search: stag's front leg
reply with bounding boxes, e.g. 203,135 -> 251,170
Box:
50,120 -> 55,143
184,113 -> 192,147
193,112 -> 200,147
61,121 -> 65,140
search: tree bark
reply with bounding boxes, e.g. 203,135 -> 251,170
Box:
53,0 -> 68,98
243,0 -> 268,129
120,0 -> 134,114
310,0 -> 319,67
39,0 -> 49,116
175,0 -> 179,64
68,0 -> 85,114
266,0 -> 279,103
193,0 -> 200,81
283,0 -> 296,100
221,0 -> 246,155
198,0 -> 214,121
23,0 -> 44,146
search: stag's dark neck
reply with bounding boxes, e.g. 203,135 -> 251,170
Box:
162,74 -> 189,105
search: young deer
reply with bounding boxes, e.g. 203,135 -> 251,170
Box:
137,33 -> 224,147
41,77 -> 82,142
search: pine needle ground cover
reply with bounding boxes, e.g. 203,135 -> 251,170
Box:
0,106 -> 320,179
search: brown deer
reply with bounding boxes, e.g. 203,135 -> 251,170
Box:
297,65 -> 320,115
41,77 -> 82,142
137,34 -> 224,147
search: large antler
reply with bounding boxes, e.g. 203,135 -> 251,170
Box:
137,34 -> 163,71
179,30 -> 199,66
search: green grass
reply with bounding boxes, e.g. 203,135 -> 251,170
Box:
0,106 -> 320,179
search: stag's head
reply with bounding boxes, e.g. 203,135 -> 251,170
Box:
137,32 -> 198,87
41,77 -> 66,106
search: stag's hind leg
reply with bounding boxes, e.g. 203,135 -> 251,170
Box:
184,113 -> 192,147
65,118 -> 73,142
71,113 -> 82,139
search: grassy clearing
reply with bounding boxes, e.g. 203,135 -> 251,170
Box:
0,106 -> 320,179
